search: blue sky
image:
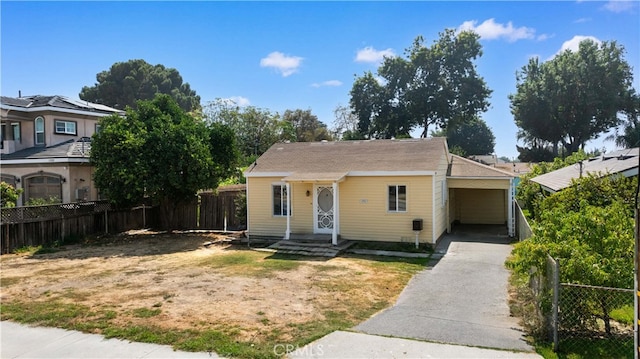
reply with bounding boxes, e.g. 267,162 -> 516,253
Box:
2,1 -> 639,159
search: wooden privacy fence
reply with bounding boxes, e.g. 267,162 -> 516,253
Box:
0,201 -> 157,254
1,185 -> 246,254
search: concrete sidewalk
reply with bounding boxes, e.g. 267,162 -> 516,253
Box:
0,321 -> 215,359
288,331 -> 542,358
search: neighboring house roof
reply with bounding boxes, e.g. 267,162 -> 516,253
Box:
495,162 -> 532,176
1,138 -> 91,163
448,155 -> 514,178
530,148 -> 639,192
1,95 -> 124,116
468,154 -> 500,166
245,138 -> 449,176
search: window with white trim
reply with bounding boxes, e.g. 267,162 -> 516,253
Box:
11,123 -> 21,142
55,120 -> 77,135
388,185 -> 407,212
35,117 -> 45,145
272,184 -> 290,216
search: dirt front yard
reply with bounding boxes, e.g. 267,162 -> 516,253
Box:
0,232 -> 427,358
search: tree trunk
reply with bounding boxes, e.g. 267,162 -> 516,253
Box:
600,296 -> 612,336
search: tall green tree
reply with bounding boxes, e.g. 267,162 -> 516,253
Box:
332,104 -> 361,140
350,30 -> 491,139
511,40 -> 635,156
91,95 -> 237,229
203,99 -> 294,164
430,117 -> 495,155
1,182 -> 22,208
80,59 -> 201,112
282,109 -> 332,142
609,92 -> 640,148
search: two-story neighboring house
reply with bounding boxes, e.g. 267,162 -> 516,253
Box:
1,95 -> 124,206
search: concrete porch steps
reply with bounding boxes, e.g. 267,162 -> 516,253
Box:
266,238 -> 354,257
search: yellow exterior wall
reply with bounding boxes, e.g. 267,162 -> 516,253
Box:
451,188 -> 507,224
247,175 -> 435,243
336,175 -> 432,243
448,178 -> 510,189
432,154 -> 449,241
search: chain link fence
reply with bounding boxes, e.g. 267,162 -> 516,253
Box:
530,255 -> 634,358
558,283 -> 634,357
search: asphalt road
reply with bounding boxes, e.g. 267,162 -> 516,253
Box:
355,225 -> 533,352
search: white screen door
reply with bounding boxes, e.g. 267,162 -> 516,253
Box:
314,185 -> 334,233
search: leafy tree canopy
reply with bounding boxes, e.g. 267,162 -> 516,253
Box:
80,59 -> 201,112
282,109 -> 333,142
350,29 -> 491,139
203,99 -> 294,165
91,94 -> 237,228
516,150 -> 589,218
332,104 -> 362,140
508,174 -> 636,289
1,182 -> 22,208
510,40 -> 635,156
430,117 -> 495,155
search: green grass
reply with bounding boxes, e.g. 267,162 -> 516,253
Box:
610,304 -> 634,325
1,247 -> 428,358
132,307 -> 162,318
536,338 -> 633,359
195,250 -> 301,277
350,241 -> 432,253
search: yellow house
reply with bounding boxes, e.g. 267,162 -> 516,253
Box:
244,138 -> 516,246
1,95 -> 123,205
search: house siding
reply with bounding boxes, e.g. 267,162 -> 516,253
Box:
432,153 -> 449,242
247,175 -> 436,243
247,177 -> 288,237
339,175 -> 432,243
448,178 -> 510,189
451,188 -> 507,224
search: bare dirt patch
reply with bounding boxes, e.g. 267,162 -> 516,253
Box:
0,232 -> 425,353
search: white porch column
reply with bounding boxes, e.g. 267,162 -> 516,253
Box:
285,182 -> 291,240
332,181 -> 338,246
508,178 -> 514,237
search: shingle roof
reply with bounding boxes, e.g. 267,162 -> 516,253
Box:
530,148 -> 639,192
1,95 -> 123,115
448,155 -> 514,178
246,138 -> 448,175
1,138 -> 91,161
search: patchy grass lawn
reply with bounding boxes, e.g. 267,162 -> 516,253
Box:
0,232 -> 428,358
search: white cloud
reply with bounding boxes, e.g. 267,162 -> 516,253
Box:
536,33 -> 554,41
311,80 -> 343,88
458,18 -> 540,42
260,51 -> 303,77
355,47 -> 395,63
603,0 -> 635,13
559,35 -> 601,53
573,17 -> 591,24
219,96 -> 251,107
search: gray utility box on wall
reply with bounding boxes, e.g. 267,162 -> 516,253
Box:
412,219 -> 423,231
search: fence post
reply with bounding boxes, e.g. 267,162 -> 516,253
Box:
550,255 -> 560,352
104,209 -> 108,234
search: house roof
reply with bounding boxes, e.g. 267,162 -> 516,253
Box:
448,155 -> 514,178
530,148 -> 639,192
1,138 -> 92,163
245,138 -> 449,176
1,95 -> 124,116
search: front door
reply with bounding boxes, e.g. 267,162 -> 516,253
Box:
314,185 -> 334,233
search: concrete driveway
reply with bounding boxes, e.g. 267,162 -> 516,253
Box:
355,225 -> 533,352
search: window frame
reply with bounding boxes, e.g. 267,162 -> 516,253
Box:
35,116 -> 45,145
54,119 -> 77,135
387,184 -> 407,213
11,122 -> 21,142
272,183 -> 291,217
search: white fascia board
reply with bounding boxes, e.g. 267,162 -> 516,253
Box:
243,172 -> 291,178
1,104 -> 122,118
447,176 -> 514,180
0,158 -> 90,165
540,185 -> 557,194
348,171 -> 436,177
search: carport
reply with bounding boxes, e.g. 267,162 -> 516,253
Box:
446,155 -> 515,236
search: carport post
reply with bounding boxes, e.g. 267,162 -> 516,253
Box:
508,178 -> 515,237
